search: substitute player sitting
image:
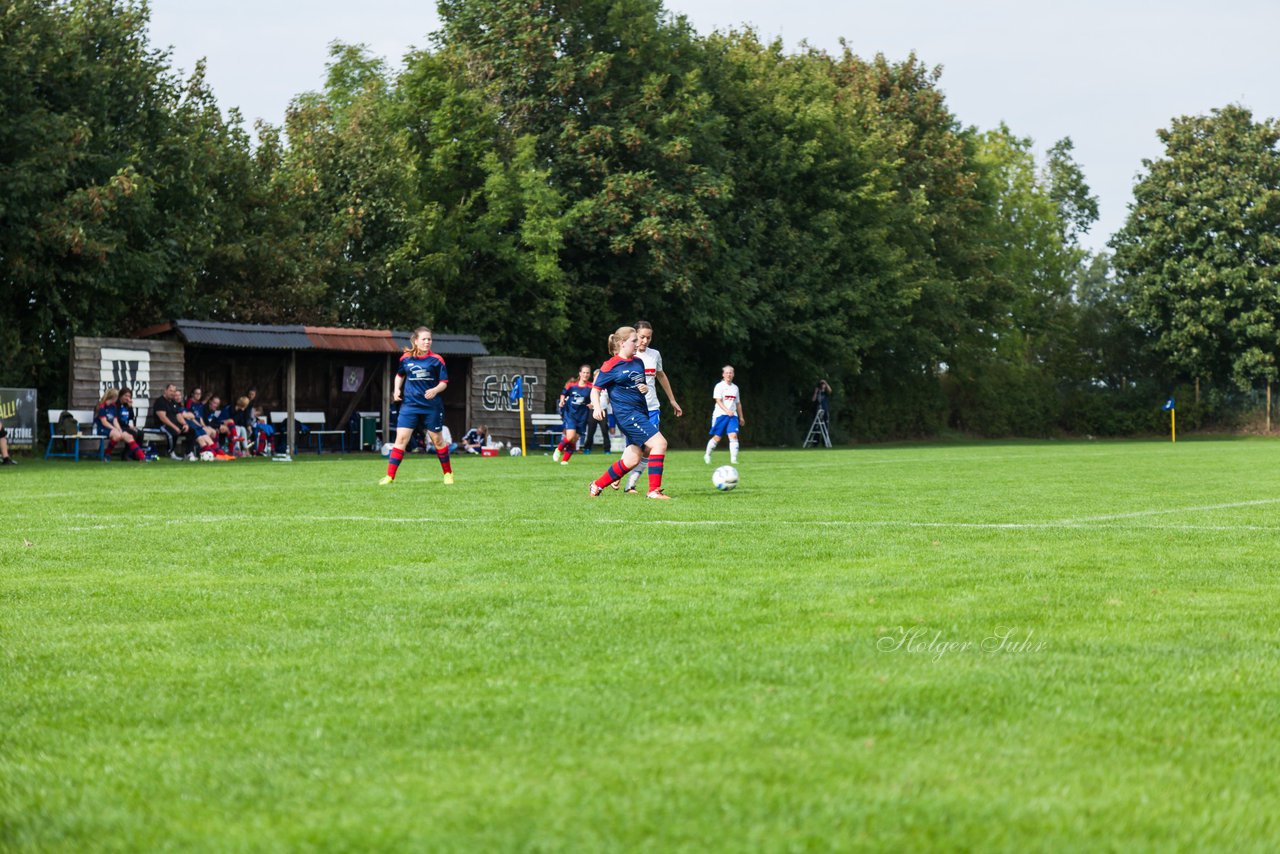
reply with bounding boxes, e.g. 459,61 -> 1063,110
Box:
94,389 -> 145,461
588,326 -> 670,499
554,364 -> 593,465
380,326 -> 454,486
704,365 -> 744,465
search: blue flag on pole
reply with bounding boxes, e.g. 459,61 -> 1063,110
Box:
1163,397 -> 1175,411
510,375 -> 524,404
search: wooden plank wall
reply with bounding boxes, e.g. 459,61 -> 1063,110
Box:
71,337 -> 184,422
469,356 -> 547,445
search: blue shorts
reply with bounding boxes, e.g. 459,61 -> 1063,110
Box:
709,415 -> 739,438
397,405 -> 445,433
563,412 -> 589,434
646,410 -> 660,429
615,410 -> 660,448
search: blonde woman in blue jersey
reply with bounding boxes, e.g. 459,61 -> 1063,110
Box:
623,320 -> 683,492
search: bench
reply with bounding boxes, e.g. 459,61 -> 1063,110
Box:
271,411 -> 345,454
44,409 -> 100,460
530,413 -> 563,450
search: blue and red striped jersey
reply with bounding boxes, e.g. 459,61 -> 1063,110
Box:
398,351 -> 448,407
592,356 -> 648,419
562,381 -> 592,419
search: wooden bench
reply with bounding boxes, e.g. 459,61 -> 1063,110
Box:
271,411 -> 346,454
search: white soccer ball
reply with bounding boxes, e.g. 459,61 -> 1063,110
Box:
200,450 -> 215,462
380,442 -> 392,456
509,447 -> 522,457
712,465 -> 739,491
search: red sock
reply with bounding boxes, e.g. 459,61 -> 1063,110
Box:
387,447 -> 405,479
648,454 -> 665,492
105,440 -> 116,456
593,460 -> 632,489
127,441 -> 143,460
562,445 -> 574,461
436,445 -> 452,474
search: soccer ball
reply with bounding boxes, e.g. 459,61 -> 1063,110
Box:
200,450 -> 215,462
712,465 -> 739,491
509,447 -> 522,457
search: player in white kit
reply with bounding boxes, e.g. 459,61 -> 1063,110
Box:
704,365 -> 743,464
623,320 -> 683,493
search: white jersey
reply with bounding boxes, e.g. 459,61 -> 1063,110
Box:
637,346 -> 663,411
712,381 -> 740,420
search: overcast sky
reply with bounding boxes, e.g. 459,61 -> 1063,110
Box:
147,0 -> 1280,253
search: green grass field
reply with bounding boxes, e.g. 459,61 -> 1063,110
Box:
4,440 -> 1280,851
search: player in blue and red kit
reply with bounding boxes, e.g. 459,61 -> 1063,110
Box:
588,326 -> 671,499
94,388 -> 145,460
380,326 -> 454,486
554,364 -> 593,465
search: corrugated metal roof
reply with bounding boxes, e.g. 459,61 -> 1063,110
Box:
145,320 -> 489,356
392,331 -> 489,357
172,319 -> 313,350
305,327 -> 401,353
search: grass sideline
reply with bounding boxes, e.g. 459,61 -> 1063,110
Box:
3,440 -> 1280,850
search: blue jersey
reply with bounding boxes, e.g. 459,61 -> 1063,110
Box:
398,351 -> 448,409
116,401 -> 135,427
561,381 -> 592,419
95,404 -> 117,433
592,356 -> 648,419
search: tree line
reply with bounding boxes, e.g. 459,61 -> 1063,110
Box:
4,0 -> 1279,444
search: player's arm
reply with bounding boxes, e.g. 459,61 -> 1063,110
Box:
157,406 -> 180,432
424,380 -> 447,400
393,372 -> 405,403
655,370 -> 682,416
736,397 -> 745,426
590,387 -> 606,420
715,395 -> 733,417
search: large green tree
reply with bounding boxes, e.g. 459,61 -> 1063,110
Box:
1112,105 -> 1280,392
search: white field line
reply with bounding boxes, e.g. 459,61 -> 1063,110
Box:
1054,497 -> 1280,524
27,508 -> 1280,536
12,497 -> 1280,535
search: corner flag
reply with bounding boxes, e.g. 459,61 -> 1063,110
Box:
510,376 -> 527,457
1164,396 -> 1176,443
1163,397 -> 1175,411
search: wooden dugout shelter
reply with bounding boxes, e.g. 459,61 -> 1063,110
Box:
135,320 -> 490,452
71,320 -> 546,453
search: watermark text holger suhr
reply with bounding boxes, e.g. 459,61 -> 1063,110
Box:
877,626 -> 1047,662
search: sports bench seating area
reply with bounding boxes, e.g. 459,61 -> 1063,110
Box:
530,413 -> 563,450
42,407 -> 353,460
527,413 -> 623,453
269,411 -> 346,454
43,409 -> 167,461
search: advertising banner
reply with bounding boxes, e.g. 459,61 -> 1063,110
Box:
0,388 -> 38,448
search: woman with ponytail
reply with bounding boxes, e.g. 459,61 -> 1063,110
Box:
588,327 -> 671,499
380,327 -> 454,486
